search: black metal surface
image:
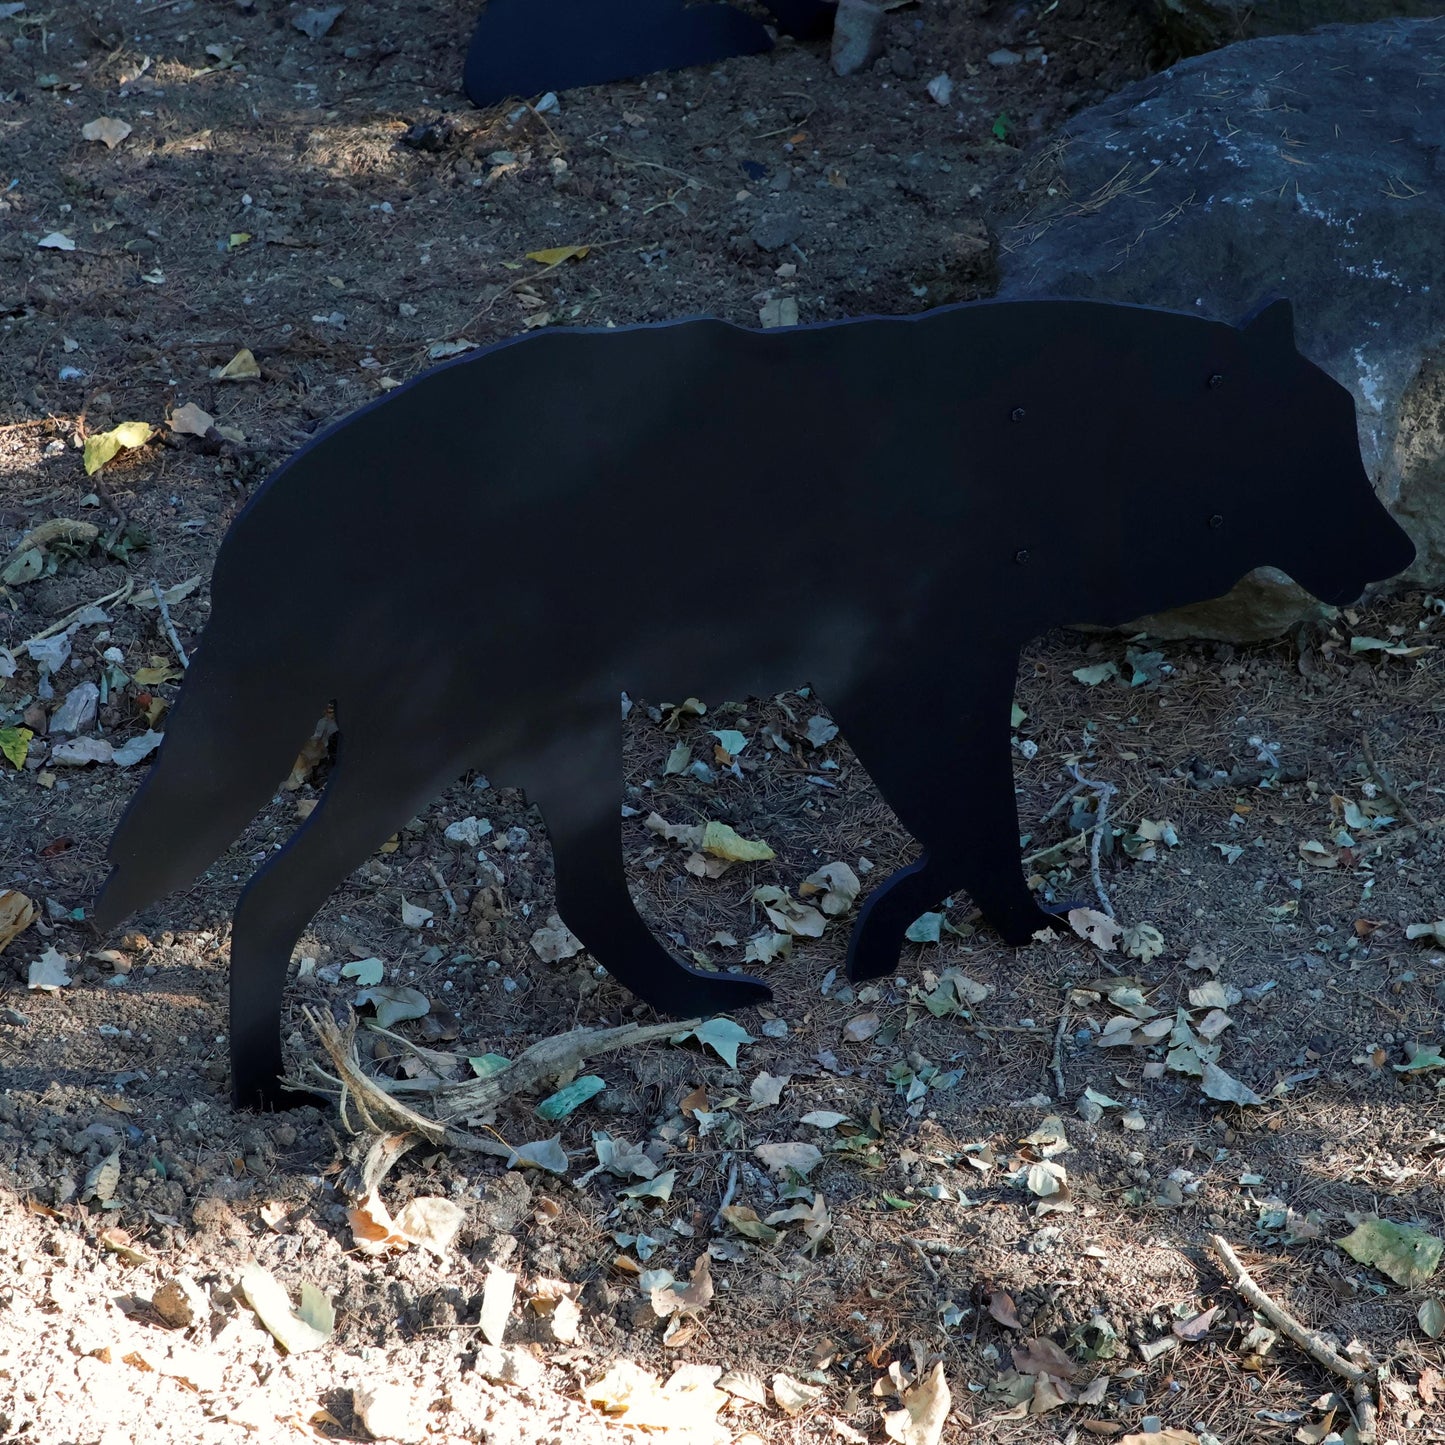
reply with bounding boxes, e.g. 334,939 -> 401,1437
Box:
463,0 -> 837,106
94,298 -> 1415,1109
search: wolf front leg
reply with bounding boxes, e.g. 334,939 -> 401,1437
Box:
227,734 -> 462,1110
834,648 -> 1060,982
537,728 -> 772,1018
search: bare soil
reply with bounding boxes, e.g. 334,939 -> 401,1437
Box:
1,3 -> 1443,1444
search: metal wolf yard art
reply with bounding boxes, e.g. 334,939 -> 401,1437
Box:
94,299 -> 1415,1109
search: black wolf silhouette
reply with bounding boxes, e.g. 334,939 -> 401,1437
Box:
463,0 -> 837,108
93,299 -> 1415,1109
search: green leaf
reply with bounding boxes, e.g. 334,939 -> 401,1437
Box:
719,1204 -> 780,1243
663,742 -> 691,775
1394,1045 -> 1445,1074
469,1052 -> 511,1078
1199,1062 -> 1263,1106
0,726 -> 33,770
700,820 -> 774,862
710,728 -> 748,757
355,984 -> 430,1029
619,1167 -> 676,1201
906,912 -> 944,944
83,420 -> 154,476
507,1136 -> 569,1173
536,1074 -> 606,1121
676,1016 -> 755,1068
1072,661 -> 1119,686
1337,1217 -> 1444,1287
1122,922 -> 1165,963
340,957 -> 384,987
991,112 -> 1011,141
1010,702 -> 1027,728
1419,1297 -> 1445,1339
882,1193 -> 918,1211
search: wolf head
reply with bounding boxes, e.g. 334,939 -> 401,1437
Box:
1171,298 -> 1415,609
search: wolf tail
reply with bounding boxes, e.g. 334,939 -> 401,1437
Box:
93,605 -> 327,932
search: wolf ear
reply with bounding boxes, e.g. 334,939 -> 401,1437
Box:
1241,297 -> 1296,349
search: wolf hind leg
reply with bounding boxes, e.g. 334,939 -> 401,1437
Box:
227,726 -> 462,1110
833,649 -> 1061,981
533,722 -> 771,1019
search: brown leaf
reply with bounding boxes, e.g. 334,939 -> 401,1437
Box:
0,890 -> 36,953
842,1011 -> 881,1043
988,1290 -> 1021,1329
651,1254 -> 713,1318
1012,1338 -> 1078,1381
1172,1305 -> 1219,1341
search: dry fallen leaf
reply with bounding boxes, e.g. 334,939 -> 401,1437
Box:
1069,908 -> 1121,952
479,1265 -> 517,1346
83,421 -> 153,476
878,1364 -> 947,1445
530,914 -> 584,962
28,946 -> 71,991
585,1361 -> 727,1432
0,890 -> 36,953
753,885 -> 826,938
168,402 -> 214,436
772,1373 -> 823,1416
237,1262 -> 334,1353
650,1254 -> 713,1318
799,861 -> 861,915
81,1147 -> 121,1203
213,347 -> 261,381
82,116 -> 132,148
1012,1338 -> 1077,1380
754,1141 -> 823,1177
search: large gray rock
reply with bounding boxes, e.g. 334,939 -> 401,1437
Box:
1150,0 -> 1444,54
1000,18 -> 1445,640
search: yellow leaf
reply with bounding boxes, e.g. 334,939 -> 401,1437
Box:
700,821 -> 775,863
526,245 -> 590,266
228,232 -> 252,249
214,347 -> 261,381
133,664 -> 181,687
83,421 -> 154,476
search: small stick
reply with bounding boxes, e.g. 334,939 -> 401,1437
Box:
426,861 -> 458,917
1360,730 -> 1420,827
1087,780 -> 1116,918
712,1156 -> 739,1229
150,579 -> 189,669
910,1240 -> 972,1259
20,579 -> 135,644
904,1237 -> 942,1284
1049,998 -> 1071,1100
1210,1234 -> 1372,1387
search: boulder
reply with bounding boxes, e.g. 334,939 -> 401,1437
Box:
1000,18 -> 1445,640
1149,0 -> 1444,54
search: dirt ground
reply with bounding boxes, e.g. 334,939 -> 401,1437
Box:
1,2 -> 1444,1443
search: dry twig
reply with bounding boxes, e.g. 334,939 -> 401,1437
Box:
1360,730 -> 1421,827
301,1005 -> 701,1135
149,578 -> 189,669
426,861 -> 458,917
1049,997 -> 1071,1100
1210,1233 -> 1376,1439
904,1237 -> 942,1284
